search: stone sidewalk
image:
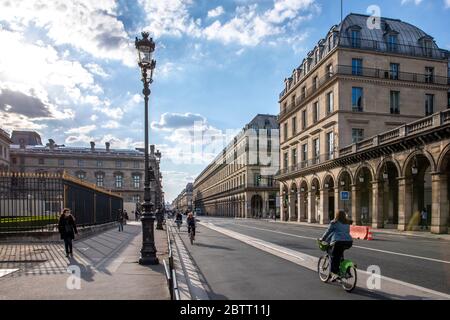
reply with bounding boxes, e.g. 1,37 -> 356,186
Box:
0,221 -> 170,300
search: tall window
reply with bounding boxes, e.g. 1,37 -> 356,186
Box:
58,159 -> 64,166
133,175 -> 141,189
326,91 -> 334,114
387,34 -> 398,52
390,91 -> 400,114
390,63 -> 399,80
115,175 -> 123,188
352,87 -> 363,112
352,59 -> 363,76
291,148 -> 297,167
327,64 -> 333,78
292,117 -> 297,135
284,123 -> 288,141
302,109 -> 307,129
116,160 -> 122,168
351,30 -> 361,48
313,76 -> 318,90
313,138 -> 320,164
283,152 -> 288,169
352,129 -> 364,143
38,158 -> 45,165
425,67 -> 434,84
96,174 -> 104,187
301,143 -> 308,166
425,94 -> 434,116
313,102 -> 319,123
97,160 -> 103,167
326,132 -> 334,160
301,87 -> 306,99
132,195 -> 141,204
78,159 -> 84,167
134,161 -> 140,169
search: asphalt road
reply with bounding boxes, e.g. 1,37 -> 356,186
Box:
175,217 -> 450,300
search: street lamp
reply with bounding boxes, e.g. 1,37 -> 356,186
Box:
136,31 -> 158,265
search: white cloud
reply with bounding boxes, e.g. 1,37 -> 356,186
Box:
102,120 -> 120,129
0,111 -> 47,131
445,0 -> 450,8
156,62 -> 184,79
208,6 -> 225,18
65,125 -> 96,134
85,63 -> 109,78
0,0 -> 136,66
401,0 -> 423,5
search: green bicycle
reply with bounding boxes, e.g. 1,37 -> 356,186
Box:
317,239 -> 357,292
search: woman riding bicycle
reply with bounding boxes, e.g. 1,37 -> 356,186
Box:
319,210 -> 353,281
186,212 -> 196,239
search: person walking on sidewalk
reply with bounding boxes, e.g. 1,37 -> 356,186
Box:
420,208 -> 428,230
58,208 -> 78,258
118,209 -> 125,232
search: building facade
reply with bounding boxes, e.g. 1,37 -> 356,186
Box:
276,14 -> 450,233
0,128 -> 11,171
172,183 -> 193,213
194,114 -> 280,218
9,131 -> 164,213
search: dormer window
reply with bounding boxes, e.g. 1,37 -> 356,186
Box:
351,30 -> 361,48
387,33 -> 398,52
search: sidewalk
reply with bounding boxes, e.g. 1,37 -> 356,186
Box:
249,218 -> 450,241
0,221 -> 170,300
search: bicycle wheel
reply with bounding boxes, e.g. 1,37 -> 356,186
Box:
190,232 -> 194,245
341,266 -> 357,292
317,255 -> 331,282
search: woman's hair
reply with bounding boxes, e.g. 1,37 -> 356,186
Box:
188,212 -> 193,217
334,210 -> 352,224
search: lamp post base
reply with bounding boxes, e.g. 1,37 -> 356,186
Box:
139,214 -> 159,265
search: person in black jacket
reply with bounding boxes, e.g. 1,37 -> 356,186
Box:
58,208 -> 78,258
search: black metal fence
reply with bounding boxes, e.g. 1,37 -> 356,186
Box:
0,172 -> 123,232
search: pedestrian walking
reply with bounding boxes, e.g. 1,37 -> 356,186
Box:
118,209 -> 125,232
420,208 -> 428,230
58,208 -> 78,258
124,210 -> 129,225
134,210 -> 139,221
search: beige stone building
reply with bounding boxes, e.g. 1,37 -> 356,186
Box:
172,183 -> 193,213
9,131 -> 164,213
0,128 -> 11,171
276,14 -> 450,233
193,114 -> 279,218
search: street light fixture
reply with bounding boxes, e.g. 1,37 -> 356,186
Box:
136,31 -> 158,265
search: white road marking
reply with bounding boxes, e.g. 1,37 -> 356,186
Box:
0,269 -> 19,278
229,222 -> 450,265
200,221 -> 450,300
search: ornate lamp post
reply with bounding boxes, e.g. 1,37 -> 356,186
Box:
136,32 -> 158,265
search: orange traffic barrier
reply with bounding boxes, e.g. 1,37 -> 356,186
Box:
350,225 -> 369,240
366,227 -> 373,240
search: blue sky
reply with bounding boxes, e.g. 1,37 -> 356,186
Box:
0,0 -> 449,202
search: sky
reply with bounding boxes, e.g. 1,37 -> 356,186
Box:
0,0 -> 449,203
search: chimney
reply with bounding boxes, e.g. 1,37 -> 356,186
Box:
105,142 -> 110,152
90,141 -> 95,151
150,145 -> 155,155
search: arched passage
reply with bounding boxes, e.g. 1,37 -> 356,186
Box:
401,153 -> 433,231
434,146 -> 450,233
322,175 -> 335,223
281,185 -> 289,221
289,183 -> 298,221
354,166 -> 374,226
299,181 -> 308,222
309,178 -> 320,223
375,160 -> 400,228
251,194 -> 263,218
337,170 -> 352,218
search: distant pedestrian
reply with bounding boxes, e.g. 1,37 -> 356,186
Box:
118,209 -> 125,232
420,208 -> 428,230
58,208 -> 78,258
134,210 -> 139,221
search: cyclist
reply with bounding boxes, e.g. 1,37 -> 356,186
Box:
319,210 -> 353,281
186,212 -> 196,240
175,211 -> 183,230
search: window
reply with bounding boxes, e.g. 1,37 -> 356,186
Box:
77,172 -> 86,181
326,132 -> 334,160
390,91 -> 400,114
352,59 -> 363,76
313,76 -> 318,90
284,123 -> 288,141
58,159 -> 64,166
12,157 -> 17,165
352,129 -> 364,143
78,159 -> 84,167
390,63 -> 399,80
425,67 -> 434,84
38,158 -> 44,165
96,174 -> 104,187
115,175 -> 123,188
133,175 -> 141,189
352,87 -> 363,112
132,195 -> 141,204
423,40 -> 433,57
301,144 -> 308,166
292,117 -> 297,135
425,94 -> 434,116
313,138 -> 320,164
327,64 -> 333,78
302,109 -> 307,129
283,152 -> 288,169
313,102 -> 319,123
326,91 -> 334,114
301,87 -> 306,99
291,95 -> 296,106
283,102 -> 287,112
351,30 -> 360,48
97,160 -> 103,167
116,160 -> 122,168
133,161 -> 140,169
387,34 -> 398,52
291,148 -> 297,167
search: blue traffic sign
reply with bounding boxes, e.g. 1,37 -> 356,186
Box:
340,191 -> 350,201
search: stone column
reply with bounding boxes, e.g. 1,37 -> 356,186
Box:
288,193 -> 294,221
334,188 -> 340,218
351,184 -> 361,225
397,177 -> 412,231
372,181 -> 383,228
308,191 -> 316,223
280,195 -> 285,221
297,191 -> 302,222
320,189 -> 329,225
431,173 -> 449,234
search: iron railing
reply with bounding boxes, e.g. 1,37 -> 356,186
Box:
0,172 -> 123,232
